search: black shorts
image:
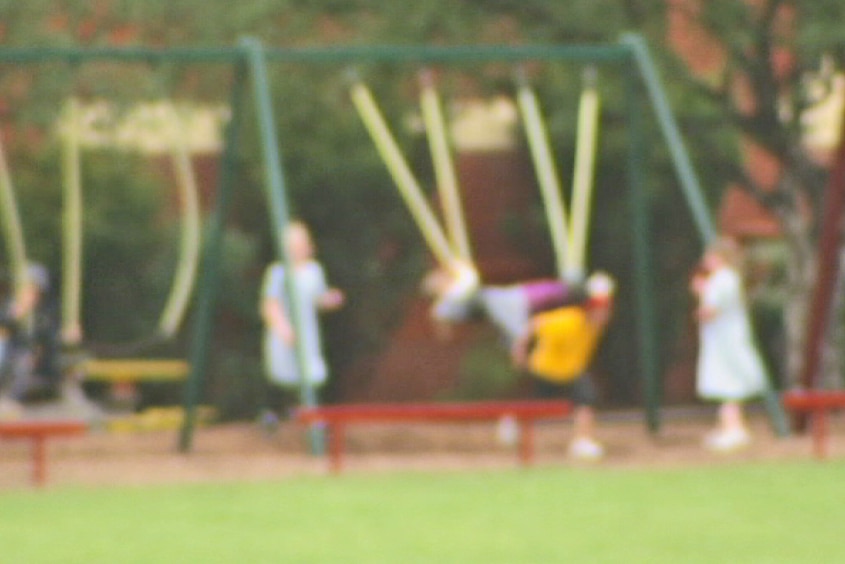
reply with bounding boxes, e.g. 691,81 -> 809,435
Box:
532,373 -> 597,407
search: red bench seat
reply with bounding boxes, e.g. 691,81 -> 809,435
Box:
295,400 -> 571,473
782,390 -> 845,458
0,420 -> 87,486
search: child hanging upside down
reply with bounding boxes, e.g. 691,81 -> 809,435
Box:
424,260 -> 589,344
510,272 -> 615,460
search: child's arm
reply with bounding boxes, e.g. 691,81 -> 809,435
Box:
262,297 -> 295,345
510,321 -> 537,368
313,263 -> 344,311
318,288 -> 344,311
10,282 -> 39,320
696,270 -> 737,322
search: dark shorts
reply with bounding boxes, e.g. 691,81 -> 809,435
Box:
532,373 -> 597,407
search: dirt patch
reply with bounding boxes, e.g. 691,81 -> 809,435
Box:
0,406 -> 839,490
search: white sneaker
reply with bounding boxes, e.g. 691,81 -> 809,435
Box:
568,438 -> 604,460
705,428 -> 751,452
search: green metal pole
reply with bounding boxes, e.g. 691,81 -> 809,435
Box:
620,33 -> 716,244
622,33 -> 789,436
625,64 -> 662,433
240,37 -> 324,455
178,60 -> 247,453
0,44 -> 632,65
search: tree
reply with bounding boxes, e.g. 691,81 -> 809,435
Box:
653,0 -> 845,387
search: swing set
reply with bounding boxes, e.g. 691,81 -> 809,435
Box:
349,63 -> 600,304
0,92 -> 201,392
0,35 -> 788,454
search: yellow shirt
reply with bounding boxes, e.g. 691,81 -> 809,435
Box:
528,307 -> 602,383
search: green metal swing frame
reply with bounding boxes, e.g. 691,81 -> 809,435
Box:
0,33 -> 786,453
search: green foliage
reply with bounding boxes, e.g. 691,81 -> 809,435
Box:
79,153 -> 171,341
449,332 -> 520,400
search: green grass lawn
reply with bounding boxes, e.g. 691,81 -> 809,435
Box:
1,461 -> 843,563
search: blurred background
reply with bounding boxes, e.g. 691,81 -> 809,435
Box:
0,1 -> 843,420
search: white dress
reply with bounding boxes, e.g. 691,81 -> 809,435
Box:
262,261 -> 329,387
696,267 -> 767,401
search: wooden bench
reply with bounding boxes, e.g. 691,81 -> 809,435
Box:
0,420 -> 87,486
295,400 -> 572,473
782,390 -> 845,458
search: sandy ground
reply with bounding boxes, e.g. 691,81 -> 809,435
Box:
0,405 -> 841,490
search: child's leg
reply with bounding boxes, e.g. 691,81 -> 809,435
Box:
705,400 -> 752,450
572,404 -> 596,441
566,374 -> 598,440
479,286 -> 529,344
536,374 -> 603,458
719,401 -> 747,432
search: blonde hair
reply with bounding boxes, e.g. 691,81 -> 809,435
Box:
284,220 -> 315,260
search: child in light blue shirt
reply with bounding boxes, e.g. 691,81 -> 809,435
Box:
261,222 -> 343,418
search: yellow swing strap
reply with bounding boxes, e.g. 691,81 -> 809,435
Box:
350,80 -> 455,267
516,80 -> 571,280
61,97 -> 83,344
157,101 -> 202,339
418,70 -> 473,263
567,69 -> 601,281
0,124 -> 29,302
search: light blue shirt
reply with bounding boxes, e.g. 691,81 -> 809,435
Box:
262,260 -> 329,387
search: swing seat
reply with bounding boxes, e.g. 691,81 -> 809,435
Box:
83,358 -> 190,383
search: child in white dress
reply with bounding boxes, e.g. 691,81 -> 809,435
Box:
692,238 -> 767,451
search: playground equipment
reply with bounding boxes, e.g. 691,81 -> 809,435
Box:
59,97 -> 203,353
0,419 -> 87,486
350,65 -> 600,285
781,90 -> 845,455
782,390 -> 845,458
0,87 -> 202,431
56,95 -> 203,403
0,126 -> 29,306
295,400 -> 572,473
515,67 -> 600,282
0,35 -> 787,453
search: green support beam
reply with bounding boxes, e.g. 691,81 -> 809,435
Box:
240,37 -> 324,454
625,64 -> 661,432
0,44 -> 630,65
178,61 -> 247,452
620,33 -> 716,244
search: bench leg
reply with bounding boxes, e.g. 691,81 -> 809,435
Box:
812,410 -> 829,459
32,436 -> 47,487
328,423 -> 345,474
519,419 -> 534,466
